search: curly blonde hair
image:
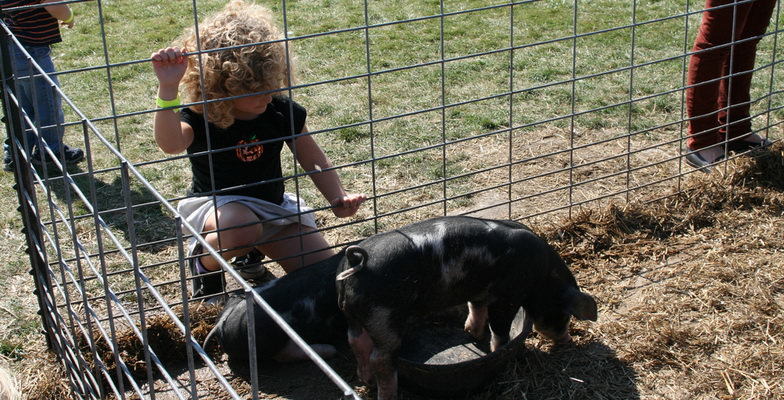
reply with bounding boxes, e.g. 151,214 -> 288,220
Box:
178,0 -> 293,128
0,366 -> 20,400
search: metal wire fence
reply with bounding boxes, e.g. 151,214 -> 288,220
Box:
1,0 -> 782,399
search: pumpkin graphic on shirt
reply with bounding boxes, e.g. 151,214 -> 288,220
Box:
236,137 -> 264,162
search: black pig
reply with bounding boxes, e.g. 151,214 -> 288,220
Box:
336,216 -> 597,400
204,251 -> 347,362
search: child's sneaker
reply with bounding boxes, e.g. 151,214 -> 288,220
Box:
189,247 -> 224,300
232,249 -> 272,283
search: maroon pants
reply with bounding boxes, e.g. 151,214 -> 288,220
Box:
686,0 -> 776,150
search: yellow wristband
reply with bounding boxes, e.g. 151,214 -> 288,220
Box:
63,9 -> 74,24
156,95 -> 181,111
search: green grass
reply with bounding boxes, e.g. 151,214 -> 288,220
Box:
2,0 -> 782,281
5,0 -> 781,296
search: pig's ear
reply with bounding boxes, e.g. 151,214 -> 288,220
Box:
346,245 -> 368,268
568,291 -> 597,321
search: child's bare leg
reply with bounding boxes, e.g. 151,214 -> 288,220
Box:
199,202 -> 262,271
260,224 -> 334,273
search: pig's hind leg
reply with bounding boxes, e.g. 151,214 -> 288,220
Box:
464,300 -> 489,340
371,347 -> 399,400
366,327 -> 402,400
349,308 -> 404,400
347,324 -> 375,384
487,302 -> 521,352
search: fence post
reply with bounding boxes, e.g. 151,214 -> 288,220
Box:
0,18 -> 57,352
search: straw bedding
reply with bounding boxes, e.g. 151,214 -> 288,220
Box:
24,144 -> 784,399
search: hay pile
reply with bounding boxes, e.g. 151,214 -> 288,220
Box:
23,145 -> 784,399
39,301 -> 222,399
94,302 -> 219,382
17,351 -> 73,400
481,145 -> 784,400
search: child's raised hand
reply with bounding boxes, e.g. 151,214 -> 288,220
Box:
151,47 -> 188,87
331,193 -> 367,218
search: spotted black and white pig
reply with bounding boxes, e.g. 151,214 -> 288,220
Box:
204,251 -> 347,363
335,216 -> 597,400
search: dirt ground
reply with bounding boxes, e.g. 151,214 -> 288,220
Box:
14,143 -> 784,399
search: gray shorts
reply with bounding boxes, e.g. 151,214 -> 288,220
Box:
177,193 -> 317,257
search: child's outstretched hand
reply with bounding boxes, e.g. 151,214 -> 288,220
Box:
151,47 -> 188,88
331,193 -> 367,218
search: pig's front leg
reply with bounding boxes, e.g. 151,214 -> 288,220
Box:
464,301 -> 488,340
347,325 -> 374,384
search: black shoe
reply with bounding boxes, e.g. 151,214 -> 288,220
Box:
3,150 -> 12,172
232,249 -> 272,283
727,137 -> 773,154
31,145 -> 84,168
685,149 -> 724,173
190,247 -> 224,300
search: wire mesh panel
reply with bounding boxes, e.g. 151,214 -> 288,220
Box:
0,0 -> 781,399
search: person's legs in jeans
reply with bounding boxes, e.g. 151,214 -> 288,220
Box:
6,44 -> 82,168
12,45 -> 64,154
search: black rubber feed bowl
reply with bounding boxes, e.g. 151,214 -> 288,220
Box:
397,306 -> 532,398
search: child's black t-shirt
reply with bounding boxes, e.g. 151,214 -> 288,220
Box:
180,96 -> 307,204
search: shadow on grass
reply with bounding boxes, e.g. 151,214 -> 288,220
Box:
41,167 -> 177,254
499,338 -> 639,400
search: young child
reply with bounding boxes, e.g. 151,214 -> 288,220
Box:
2,0 -> 84,171
151,0 -> 365,299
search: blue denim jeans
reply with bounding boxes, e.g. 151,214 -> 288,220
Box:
5,44 -> 65,154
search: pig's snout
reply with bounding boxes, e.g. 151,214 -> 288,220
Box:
533,321 -> 573,345
535,289 -> 597,344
